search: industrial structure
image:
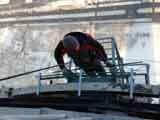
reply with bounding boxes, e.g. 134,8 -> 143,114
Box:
0,0 -> 160,25
0,0 -> 160,119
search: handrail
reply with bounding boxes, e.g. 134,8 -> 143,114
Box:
0,60 -> 143,82
0,65 -> 59,81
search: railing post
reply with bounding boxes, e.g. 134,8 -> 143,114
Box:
36,72 -> 41,96
111,38 -> 116,65
129,68 -> 134,100
146,64 -> 150,85
69,59 -> 73,70
78,69 -> 83,96
111,38 -> 116,83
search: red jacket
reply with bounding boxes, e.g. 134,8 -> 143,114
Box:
55,32 -> 108,69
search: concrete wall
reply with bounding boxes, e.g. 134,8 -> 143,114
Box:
96,23 -> 157,84
152,23 -> 160,85
10,0 -> 25,4
0,0 -> 9,4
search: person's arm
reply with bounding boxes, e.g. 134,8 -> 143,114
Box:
54,41 -> 66,70
89,39 -> 108,62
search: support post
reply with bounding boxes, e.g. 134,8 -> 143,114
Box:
111,39 -> 116,65
69,59 -> 73,70
36,72 -> 41,96
129,68 -> 134,100
146,64 -> 150,85
78,69 -> 83,96
111,38 -> 116,83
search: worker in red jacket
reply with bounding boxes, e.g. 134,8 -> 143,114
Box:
55,32 -> 112,77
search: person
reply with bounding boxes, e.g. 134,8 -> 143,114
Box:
54,32 -> 112,77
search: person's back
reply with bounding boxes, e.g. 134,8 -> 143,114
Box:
64,32 -> 94,44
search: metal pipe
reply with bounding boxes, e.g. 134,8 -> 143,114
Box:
0,65 -> 58,81
78,69 -> 83,96
129,68 -> 134,100
146,64 -> 150,85
36,72 -> 41,96
69,59 -> 73,70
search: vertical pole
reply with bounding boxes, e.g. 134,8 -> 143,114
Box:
69,59 -> 72,70
95,0 -> 99,17
78,69 -> 82,96
111,38 -> 116,65
36,72 -> 41,96
146,64 -> 150,85
111,38 -> 116,83
129,68 -> 134,100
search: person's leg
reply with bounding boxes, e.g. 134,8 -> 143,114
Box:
81,64 -> 97,77
94,60 -> 107,76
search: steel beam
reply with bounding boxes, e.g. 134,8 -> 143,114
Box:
1,2 -> 159,18
0,2 -> 159,26
0,3 -> 46,12
0,13 -> 159,25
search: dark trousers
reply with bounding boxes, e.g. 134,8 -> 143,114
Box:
81,60 -> 106,77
